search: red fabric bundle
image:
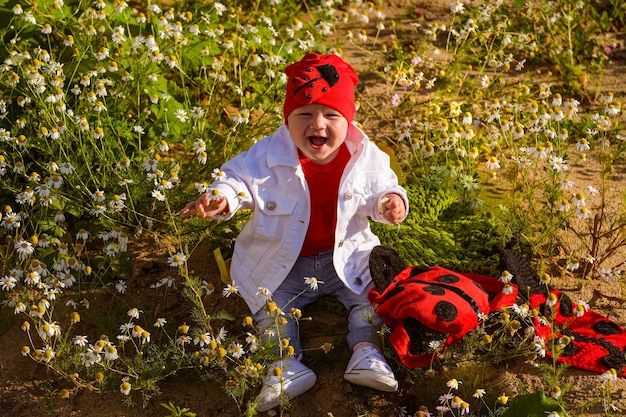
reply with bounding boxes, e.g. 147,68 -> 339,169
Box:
531,290 -> 626,376
368,265 -> 518,368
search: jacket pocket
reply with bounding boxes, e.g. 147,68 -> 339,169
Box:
353,172 -> 379,196
252,189 -> 299,241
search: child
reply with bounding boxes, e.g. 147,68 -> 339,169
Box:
181,52 -> 408,412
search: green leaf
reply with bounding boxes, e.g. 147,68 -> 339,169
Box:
501,391 -> 566,417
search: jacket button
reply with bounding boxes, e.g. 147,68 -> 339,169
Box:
355,277 -> 362,286
345,192 -> 352,200
266,201 -> 276,210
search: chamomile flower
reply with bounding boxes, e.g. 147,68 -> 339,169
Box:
575,138 -> 590,152
73,335 -> 89,346
120,380 -> 131,395
0,275 -> 18,291
201,280 -> 214,295
257,287 -> 272,300
127,308 -> 141,319
572,191 -> 585,207
450,0 -> 465,13
48,173 -> 64,188
558,198 -> 570,212
222,283 -> 239,298
576,206 -> 591,220
143,157 -> 158,172
549,156 -> 568,172
115,280 -> 127,294
194,333 -> 211,347
211,168 -> 227,181
215,327 -> 228,344
446,379 -> 462,390
92,189 -> 105,202
167,252 -> 186,267
153,277 -> 176,288
81,349 -> 101,367
76,229 -> 89,240
177,335 -> 192,345
304,276 -> 324,290
473,388 -> 486,398
207,187 -> 222,201
151,189 -> 165,201
14,238 -> 34,261
89,205 -> 106,217
131,325 -> 144,338
104,345 -> 119,361
175,109 -> 188,122
499,270 -> 513,283
485,156 -> 500,171
545,293 -> 558,307
25,270 -> 40,286
539,273 -> 551,285
601,368 -> 618,382
228,342 -> 245,358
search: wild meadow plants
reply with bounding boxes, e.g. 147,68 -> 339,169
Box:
0,0 -> 348,414
1,0 -> 625,416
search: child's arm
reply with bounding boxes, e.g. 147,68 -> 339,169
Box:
180,195 -> 228,219
379,193 -> 406,225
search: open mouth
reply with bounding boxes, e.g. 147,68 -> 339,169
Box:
308,136 -> 328,148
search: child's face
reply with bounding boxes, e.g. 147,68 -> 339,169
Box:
287,104 -> 349,165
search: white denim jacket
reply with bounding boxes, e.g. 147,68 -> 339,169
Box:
211,123 -> 408,314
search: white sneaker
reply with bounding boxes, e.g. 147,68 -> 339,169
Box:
255,358 -> 317,412
344,344 -> 398,392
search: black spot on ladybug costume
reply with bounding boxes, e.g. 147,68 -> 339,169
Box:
368,245 -> 518,368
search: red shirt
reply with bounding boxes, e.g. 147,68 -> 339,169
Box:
299,144 -> 350,256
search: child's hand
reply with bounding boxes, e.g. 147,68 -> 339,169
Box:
379,193 -> 405,224
180,194 -> 228,219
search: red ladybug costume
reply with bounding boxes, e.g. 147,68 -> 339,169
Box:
497,243 -> 626,376
368,245 -> 518,368
370,244 -> 626,375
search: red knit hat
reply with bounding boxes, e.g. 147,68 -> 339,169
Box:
283,53 -> 359,123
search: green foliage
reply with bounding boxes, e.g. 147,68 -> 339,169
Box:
0,0 -> 342,412
372,182 -> 502,274
501,391 -> 565,417
161,401 -> 197,417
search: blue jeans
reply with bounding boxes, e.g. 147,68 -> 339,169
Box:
253,250 -> 381,355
